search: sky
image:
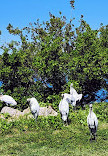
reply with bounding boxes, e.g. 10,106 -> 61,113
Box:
0,0 -> 108,54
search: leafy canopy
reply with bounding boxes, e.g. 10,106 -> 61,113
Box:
0,11 -> 108,110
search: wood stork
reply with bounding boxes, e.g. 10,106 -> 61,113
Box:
87,104 -> 98,141
27,97 -> 40,121
70,83 -> 82,107
59,98 -> 69,124
0,94 -> 17,106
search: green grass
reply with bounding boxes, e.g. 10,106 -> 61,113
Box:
0,122 -> 107,156
0,102 -> 108,156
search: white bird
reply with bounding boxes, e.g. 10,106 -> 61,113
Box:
0,94 -> 17,106
87,104 -> 98,140
70,83 -> 82,106
61,93 -> 76,106
59,98 -> 69,124
27,97 -> 40,121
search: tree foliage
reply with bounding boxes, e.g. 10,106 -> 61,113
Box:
67,20 -> 108,102
0,11 -> 108,110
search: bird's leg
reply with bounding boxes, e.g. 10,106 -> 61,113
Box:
63,120 -> 68,126
63,120 -> 65,125
65,119 -> 68,126
32,113 -> 35,119
34,113 -> 38,122
67,117 -> 69,125
81,104 -> 85,110
93,136 -> 96,141
73,106 -> 76,111
90,133 -> 93,141
93,133 -> 96,141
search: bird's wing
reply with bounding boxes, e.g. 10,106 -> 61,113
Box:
70,87 -> 78,96
94,114 -> 98,128
87,115 -> 89,125
31,103 -> 39,113
76,94 -> 82,101
59,99 -> 69,113
87,113 -> 98,130
59,100 -> 62,111
1,95 -> 12,103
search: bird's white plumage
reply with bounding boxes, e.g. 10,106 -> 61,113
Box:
59,98 -> 69,122
70,83 -> 82,106
87,112 -> 98,129
62,93 -> 75,103
62,93 -> 76,106
27,97 -> 40,120
87,104 -> 98,140
70,83 -> 78,96
0,95 -> 17,106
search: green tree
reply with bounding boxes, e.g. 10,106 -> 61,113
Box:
99,25 -> 108,81
0,37 -> 44,110
27,13 -> 75,97
100,24 -> 108,48
0,13 -> 75,106
0,12 -> 107,110
67,20 -> 108,102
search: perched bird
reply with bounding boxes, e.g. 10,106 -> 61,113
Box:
70,83 -> 82,106
0,94 -> 17,106
59,98 -> 69,124
87,104 -> 98,141
27,97 -> 40,121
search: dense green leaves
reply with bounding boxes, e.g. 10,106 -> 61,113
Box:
0,12 -> 107,110
67,22 -> 108,102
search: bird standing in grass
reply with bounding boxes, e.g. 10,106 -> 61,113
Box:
27,97 -> 40,121
87,104 -> 98,141
59,98 -> 69,125
0,94 -> 17,106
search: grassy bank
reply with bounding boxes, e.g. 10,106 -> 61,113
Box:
0,102 -> 108,156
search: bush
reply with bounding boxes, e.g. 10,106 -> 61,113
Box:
46,94 -> 61,111
0,118 -> 13,133
94,102 -> 108,122
0,114 -> 64,134
0,102 -> 107,134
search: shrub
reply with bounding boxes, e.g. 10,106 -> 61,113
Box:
0,102 -> 107,134
0,118 -> 13,133
94,102 -> 108,122
46,94 -> 61,111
